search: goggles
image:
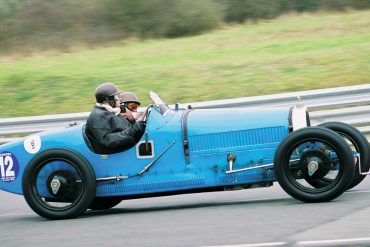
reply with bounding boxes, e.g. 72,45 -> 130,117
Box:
123,102 -> 139,112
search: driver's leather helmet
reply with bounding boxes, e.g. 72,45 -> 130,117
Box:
95,82 -> 121,103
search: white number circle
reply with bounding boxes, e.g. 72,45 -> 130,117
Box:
24,135 -> 42,154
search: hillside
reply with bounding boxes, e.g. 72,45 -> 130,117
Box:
0,10 -> 369,117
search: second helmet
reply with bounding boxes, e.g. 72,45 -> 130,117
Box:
118,92 -> 141,105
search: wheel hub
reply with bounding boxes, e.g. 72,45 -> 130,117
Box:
46,170 -> 77,200
50,176 -> 61,195
300,149 -> 332,178
307,160 -> 319,176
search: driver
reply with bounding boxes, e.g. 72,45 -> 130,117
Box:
118,92 -> 141,124
85,82 -> 146,154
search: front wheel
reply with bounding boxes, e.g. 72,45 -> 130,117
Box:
275,127 -> 354,202
22,149 -> 96,220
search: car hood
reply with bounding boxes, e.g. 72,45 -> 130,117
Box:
187,107 -> 290,136
186,107 -> 291,154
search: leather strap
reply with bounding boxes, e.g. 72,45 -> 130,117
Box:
182,110 -> 192,164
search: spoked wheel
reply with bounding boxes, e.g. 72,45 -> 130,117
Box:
22,149 -> 96,220
275,127 -> 354,202
89,197 -> 122,210
319,122 -> 370,190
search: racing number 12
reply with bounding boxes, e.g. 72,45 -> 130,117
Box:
0,155 -> 14,178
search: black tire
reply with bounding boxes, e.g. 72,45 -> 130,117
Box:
22,148 -> 96,220
319,122 -> 370,190
89,197 -> 122,210
275,127 -> 354,202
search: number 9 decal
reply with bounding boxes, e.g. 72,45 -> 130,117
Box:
0,152 -> 19,182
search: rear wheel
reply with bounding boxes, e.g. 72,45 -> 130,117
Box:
275,127 -> 354,202
22,149 -> 96,220
319,122 -> 370,189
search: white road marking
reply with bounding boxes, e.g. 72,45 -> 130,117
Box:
201,243 -> 286,247
296,237 -> 370,246
202,237 -> 370,247
346,189 -> 370,193
0,212 -> 34,217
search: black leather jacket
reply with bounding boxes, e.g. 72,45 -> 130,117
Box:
85,105 -> 145,154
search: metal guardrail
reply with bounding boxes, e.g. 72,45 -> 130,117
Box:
1,84 -> 370,144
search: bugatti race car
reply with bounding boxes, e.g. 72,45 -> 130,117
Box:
0,92 -> 369,220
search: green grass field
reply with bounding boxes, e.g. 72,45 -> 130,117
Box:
0,10 -> 369,117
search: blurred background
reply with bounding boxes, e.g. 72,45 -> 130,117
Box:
0,0 -> 369,117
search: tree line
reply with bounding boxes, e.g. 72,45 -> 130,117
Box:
1,0 -> 369,54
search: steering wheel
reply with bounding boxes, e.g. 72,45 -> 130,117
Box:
141,104 -> 153,123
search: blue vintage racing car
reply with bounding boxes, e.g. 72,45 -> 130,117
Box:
0,92 -> 369,220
